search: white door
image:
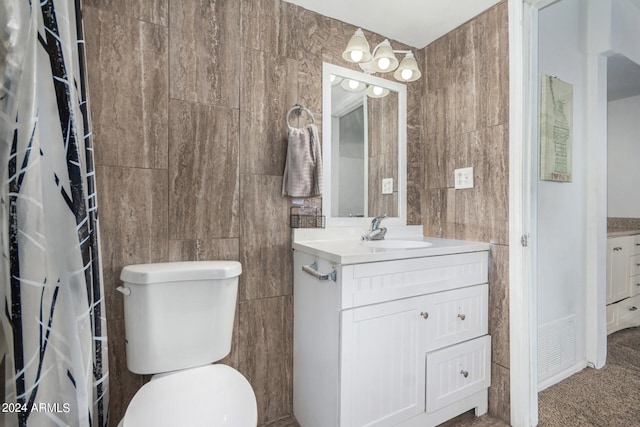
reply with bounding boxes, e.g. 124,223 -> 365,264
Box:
340,297 -> 427,427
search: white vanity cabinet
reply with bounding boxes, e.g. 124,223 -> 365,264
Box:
606,234 -> 640,334
293,247 -> 491,427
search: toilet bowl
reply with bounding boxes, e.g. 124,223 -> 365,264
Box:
118,365 -> 257,427
117,261 -> 257,426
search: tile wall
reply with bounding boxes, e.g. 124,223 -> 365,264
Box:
420,1 -> 511,422
83,0 -> 510,424
82,0 -> 422,425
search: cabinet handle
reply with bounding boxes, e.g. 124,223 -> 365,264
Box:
614,247 -> 623,251
420,311 -> 429,319
460,370 -> 469,378
630,306 -> 638,312
457,313 -> 466,321
302,262 -> 336,282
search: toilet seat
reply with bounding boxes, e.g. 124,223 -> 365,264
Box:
121,364 -> 257,427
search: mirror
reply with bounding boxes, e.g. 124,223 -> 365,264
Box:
322,63 -> 407,227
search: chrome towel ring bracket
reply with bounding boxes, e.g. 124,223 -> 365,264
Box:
286,104 -> 315,131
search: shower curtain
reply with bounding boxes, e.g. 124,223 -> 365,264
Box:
0,1 -> 109,426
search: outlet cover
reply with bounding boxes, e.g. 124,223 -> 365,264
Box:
454,167 -> 474,189
382,178 -> 394,194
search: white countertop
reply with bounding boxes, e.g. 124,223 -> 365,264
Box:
292,227 -> 490,264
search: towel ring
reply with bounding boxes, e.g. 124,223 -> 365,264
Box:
286,104 -> 315,130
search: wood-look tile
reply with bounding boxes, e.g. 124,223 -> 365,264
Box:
453,22 -> 478,136
106,319 -> 143,427
169,0 -> 240,108
239,174 -> 292,300
489,362 -> 511,423
426,33 -> 454,92
407,76 -> 424,225
168,101 -> 239,240
84,8 -> 168,169
489,244 -> 510,369
83,0 -> 167,26
96,166 -> 169,320
474,1 -> 509,129
239,48 -> 298,175
454,125 -> 508,244
422,188 -> 456,238
241,0 -> 280,54
296,53 -> 323,127
424,87 -> 455,189
407,175 -> 423,226
238,296 -> 293,425
299,9 -> 345,60
260,415 -> 300,427
239,0 -> 299,59
168,238 -> 240,262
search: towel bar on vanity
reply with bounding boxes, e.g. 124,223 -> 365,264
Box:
302,262 -> 336,282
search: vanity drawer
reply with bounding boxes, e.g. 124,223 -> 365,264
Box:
630,255 -> 640,277
629,274 -> 640,297
423,284 -> 488,351
632,235 -> 640,256
340,251 -> 489,309
617,294 -> 640,328
426,335 -> 491,413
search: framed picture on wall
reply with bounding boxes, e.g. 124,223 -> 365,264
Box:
539,75 -> 573,182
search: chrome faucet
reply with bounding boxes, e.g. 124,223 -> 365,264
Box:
362,214 -> 388,241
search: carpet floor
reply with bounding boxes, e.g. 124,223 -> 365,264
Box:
538,326 -> 640,427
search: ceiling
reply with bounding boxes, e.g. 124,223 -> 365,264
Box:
283,0 -> 502,49
608,54 -> 640,101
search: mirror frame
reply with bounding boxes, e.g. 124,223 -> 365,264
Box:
322,62 -> 407,227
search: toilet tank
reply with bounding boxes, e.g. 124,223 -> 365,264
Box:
119,261 -> 242,375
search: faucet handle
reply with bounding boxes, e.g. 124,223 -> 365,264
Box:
371,214 -> 388,230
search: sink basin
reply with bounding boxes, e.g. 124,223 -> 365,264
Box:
361,240 -> 432,249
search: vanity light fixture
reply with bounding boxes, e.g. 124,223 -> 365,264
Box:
366,85 -> 390,98
330,74 -> 343,85
343,28 -> 422,83
342,28 -> 372,63
340,78 -> 367,92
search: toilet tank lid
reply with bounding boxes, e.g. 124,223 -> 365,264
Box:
120,261 -> 242,284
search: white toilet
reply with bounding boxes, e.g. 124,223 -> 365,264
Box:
117,261 -> 258,427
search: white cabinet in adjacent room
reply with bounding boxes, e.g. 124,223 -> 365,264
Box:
606,234 -> 640,334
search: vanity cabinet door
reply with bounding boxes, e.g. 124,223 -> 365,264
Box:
340,297 -> 427,427
607,237 -> 629,304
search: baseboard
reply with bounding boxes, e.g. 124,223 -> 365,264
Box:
537,360 -> 589,392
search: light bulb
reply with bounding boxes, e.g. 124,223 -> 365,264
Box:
372,86 -> 384,96
401,68 -> 413,80
377,57 -> 390,71
350,50 -> 364,62
348,79 -> 360,90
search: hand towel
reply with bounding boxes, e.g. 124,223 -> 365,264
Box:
282,123 -> 322,198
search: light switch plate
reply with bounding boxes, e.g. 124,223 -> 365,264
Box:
454,167 -> 474,189
382,178 -> 394,194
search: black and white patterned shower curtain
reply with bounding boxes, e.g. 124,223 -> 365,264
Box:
0,0 -> 109,426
